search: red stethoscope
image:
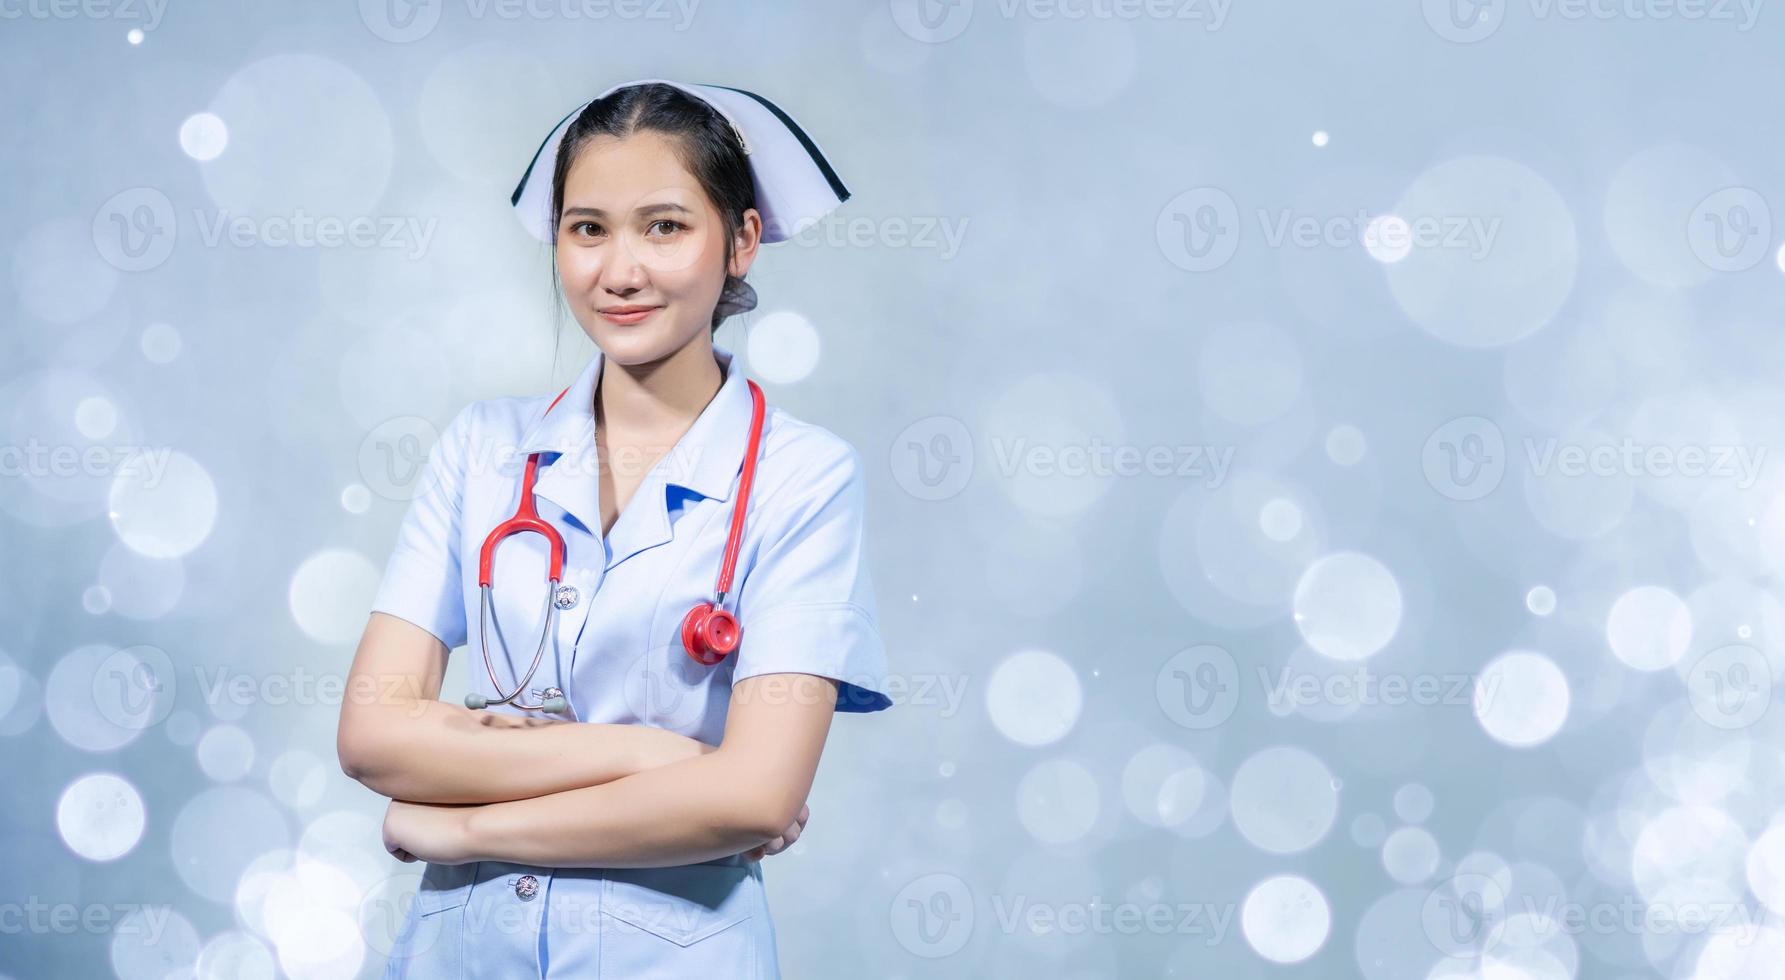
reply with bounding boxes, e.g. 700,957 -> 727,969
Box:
464,377 -> 766,714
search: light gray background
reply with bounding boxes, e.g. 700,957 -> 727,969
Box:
4,1 -> 1785,977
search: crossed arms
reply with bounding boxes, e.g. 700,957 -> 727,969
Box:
336,610 -> 835,868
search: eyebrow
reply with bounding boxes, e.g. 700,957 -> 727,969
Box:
561,203 -> 693,220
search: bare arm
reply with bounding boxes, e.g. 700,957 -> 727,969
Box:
382,672 -> 838,868
336,612 -> 711,804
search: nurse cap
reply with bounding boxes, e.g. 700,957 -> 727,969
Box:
510,79 -> 850,245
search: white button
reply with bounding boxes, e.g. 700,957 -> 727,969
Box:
554,585 -> 579,610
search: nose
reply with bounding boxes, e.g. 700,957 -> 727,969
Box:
597,234 -> 650,296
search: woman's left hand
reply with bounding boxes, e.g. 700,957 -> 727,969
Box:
383,799 -> 476,865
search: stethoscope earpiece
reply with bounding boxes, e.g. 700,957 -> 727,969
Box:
465,377 -> 767,713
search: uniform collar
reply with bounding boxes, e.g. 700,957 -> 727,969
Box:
521,343 -> 753,562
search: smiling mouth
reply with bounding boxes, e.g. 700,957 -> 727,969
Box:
598,305 -> 662,324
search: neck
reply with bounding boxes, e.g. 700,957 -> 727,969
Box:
594,336 -> 724,433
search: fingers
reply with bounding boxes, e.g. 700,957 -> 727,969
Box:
762,804 -> 811,858
748,803 -> 814,860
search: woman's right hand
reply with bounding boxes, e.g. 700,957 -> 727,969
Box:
744,803 -> 809,862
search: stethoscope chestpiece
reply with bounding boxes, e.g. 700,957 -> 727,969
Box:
680,601 -> 741,666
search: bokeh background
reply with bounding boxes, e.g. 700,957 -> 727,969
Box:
6,1 -> 1785,977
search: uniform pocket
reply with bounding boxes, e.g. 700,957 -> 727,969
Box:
385,862 -> 476,979
602,863 -> 759,977
413,861 -> 475,913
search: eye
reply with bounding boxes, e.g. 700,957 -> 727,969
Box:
567,220 -> 602,238
647,219 -> 685,237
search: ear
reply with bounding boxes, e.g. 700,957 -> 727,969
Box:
728,208 -> 763,279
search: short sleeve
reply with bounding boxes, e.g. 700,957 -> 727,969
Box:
732,442 -> 892,713
369,403 -> 476,650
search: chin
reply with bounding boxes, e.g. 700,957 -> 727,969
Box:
586,317 -> 695,367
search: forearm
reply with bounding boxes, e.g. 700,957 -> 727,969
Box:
338,698 -> 704,804
461,749 -> 785,868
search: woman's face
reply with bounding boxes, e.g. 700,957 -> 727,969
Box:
554,130 -> 759,368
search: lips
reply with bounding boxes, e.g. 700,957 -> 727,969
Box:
598,305 -> 661,325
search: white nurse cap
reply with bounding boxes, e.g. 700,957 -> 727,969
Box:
509,79 -> 850,245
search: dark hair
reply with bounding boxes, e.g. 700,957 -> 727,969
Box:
547,82 -> 758,363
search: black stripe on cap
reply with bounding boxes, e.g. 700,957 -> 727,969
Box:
706,84 -> 851,204
510,102 -> 587,207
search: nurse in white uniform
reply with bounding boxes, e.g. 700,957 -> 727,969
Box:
336,79 -> 891,979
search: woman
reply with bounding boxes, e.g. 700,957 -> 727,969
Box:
336,80 -> 891,978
